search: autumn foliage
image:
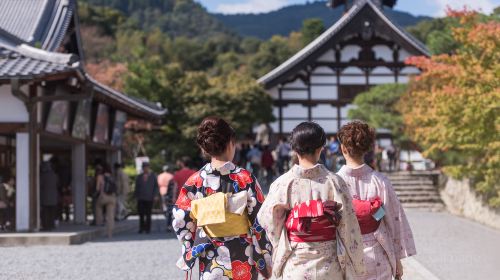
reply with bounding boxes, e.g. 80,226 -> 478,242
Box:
399,9 -> 500,206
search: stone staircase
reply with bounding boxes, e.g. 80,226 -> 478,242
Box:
384,171 -> 445,211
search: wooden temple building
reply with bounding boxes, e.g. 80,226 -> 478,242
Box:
258,0 -> 429,146
0,0 -> 166,231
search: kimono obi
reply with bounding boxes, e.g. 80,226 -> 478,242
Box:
190,191 -> 250,237
352,196 -> 384,234
285,200 -> 337,242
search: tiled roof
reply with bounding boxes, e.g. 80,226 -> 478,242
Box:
258,0 -> 429,88
0,43 -> 77,79
0,0 -> 74,51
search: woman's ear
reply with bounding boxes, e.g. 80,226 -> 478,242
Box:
340,144 -> 348,156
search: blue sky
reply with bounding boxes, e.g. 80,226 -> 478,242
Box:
197,0 -> 500,16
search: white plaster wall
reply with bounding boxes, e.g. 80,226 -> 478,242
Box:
314,119 -> 338,133
341,45 -> 361,62
268,87 -> 279,99
340,104 -> 357,118
316,49 -> 336,62
283,119 -> 307,133
0,85 -> 29,123
310,75 -> 336,84
398,49 -> 412,62
311,85 -> 338,100
312,104 -> 338,118
283,78 -> 307,89
282,104 -> 308,118
312,66 -> 335,75
400,66 -> 420,75
369,75 -> 395,84
281,89 -> 308,100
373,45 -> 393,61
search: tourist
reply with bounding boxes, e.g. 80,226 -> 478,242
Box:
387,144 -> 397,172
114,163 -> 130,221
95,163 -> 117,238
40,161 -> 59,231
173,117 -> 272,279
261,145 -> 275,187
275,137 -> 291,174
326,135 -> 340,171
258,122 -> 365,279
173,157 -> 195,201
135,162 -> 159,234
246,143 -> 262,177
0,174 -> 15,231
157,165 -> 176,232
337,121 -> 416,280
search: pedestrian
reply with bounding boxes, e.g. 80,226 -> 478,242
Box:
0,174 -> 14,231
261,145 -> 274,187
114,163 -> 130,221
275,137 -> 291,174
95,163 -> 117,238
135,162 -> 159,234
173,157 -> 195,202
375,144 -> 384,171
173,117 -> 272,279
157,165 -> 176,232
337,121 -> 416,280
40,161 -> 59,231
258,122 -> 365,279
326,135 -> 340,171
246,143 -> 262,178
387,144 -> 397,172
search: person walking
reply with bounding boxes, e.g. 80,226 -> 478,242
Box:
157,165 -> 176,232
173,117 -> 272,279
0,174 -> 15,231
275,137 -> 291,174
337,121 -> 416,280
114,163 -> 130,221
40,161 -> 59,231
173,157 -> 195,202
95,164 -> 117,238
258,122 -> 365,280
135,162 -> 159,234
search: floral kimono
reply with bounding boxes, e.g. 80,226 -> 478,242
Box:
173,162 -> 272,280
337,165 -> 417,280
257,164 -> 365,280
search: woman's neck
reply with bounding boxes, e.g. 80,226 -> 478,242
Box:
345,156 -> 365,169
298,155 -> 318,169
211,157 -> 231,170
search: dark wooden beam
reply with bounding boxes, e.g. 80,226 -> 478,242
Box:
32,93 -> 89,102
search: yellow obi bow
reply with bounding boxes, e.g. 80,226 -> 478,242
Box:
190,191 -> 250,238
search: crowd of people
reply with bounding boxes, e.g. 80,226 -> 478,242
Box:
171,117 -> 415,280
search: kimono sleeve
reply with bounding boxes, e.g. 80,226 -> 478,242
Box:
256,179 -> 290,248
246,175 -> 273,278
333,176 -> 366,276
381,176 -> 417,259
172,184 -> 197,270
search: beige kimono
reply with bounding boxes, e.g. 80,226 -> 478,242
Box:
257,164 -> 365,279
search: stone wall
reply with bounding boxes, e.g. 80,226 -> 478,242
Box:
440,177 -> 500,230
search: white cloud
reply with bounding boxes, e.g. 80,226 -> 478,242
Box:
216,0 -> 289,14
428,0 -> 497,16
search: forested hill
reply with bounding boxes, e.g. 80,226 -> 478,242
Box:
214,1 -> 432,39
78,0 -> 235,39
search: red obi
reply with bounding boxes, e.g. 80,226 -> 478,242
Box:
285,200 -> 337,242
352,196 -> 383,234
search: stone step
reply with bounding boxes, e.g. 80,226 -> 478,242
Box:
403,202 -> 445,211
390,179 -> 434,185
393,186 -> 437,192
396,191 -> 441,197
399,196 -> 443,204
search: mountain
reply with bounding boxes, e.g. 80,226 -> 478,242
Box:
213,1 -> 432,39
78,0 -> 235,39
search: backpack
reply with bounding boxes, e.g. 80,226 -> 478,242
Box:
103,175 -> 117,195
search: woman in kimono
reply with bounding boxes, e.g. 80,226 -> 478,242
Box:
336,121 -> 416,280
173,117 -> 272,280
258,122 -> 365,280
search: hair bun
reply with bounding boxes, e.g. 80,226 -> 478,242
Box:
196,117 -> 236,157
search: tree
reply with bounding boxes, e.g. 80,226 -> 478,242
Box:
400,9 -> 500,207
301,18 -> 325,46
348,84 -> 409,145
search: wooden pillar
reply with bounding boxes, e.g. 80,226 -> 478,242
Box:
15,132 -> 30,231
28,85 -> 39,231
278,86 -> 283,136
72,143 -> 86,224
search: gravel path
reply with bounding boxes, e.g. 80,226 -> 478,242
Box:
0,218 -> 186,280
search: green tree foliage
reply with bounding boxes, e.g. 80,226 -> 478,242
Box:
125,58 -> 274,160
301,18 -> 325,45
348,84 -> 409,145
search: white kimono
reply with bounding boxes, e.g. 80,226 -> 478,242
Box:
337,164 -> 417,280
257,164 -> 365,279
